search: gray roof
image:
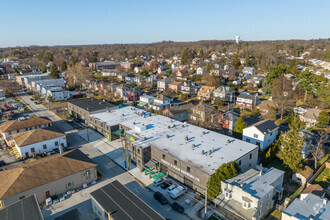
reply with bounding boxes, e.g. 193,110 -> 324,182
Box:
237,93 -> 256,100
251,119 -> 278,134
90,180 -> 164,220
223,111 -> 240,121
283,194 -> 329,220
214,86 -> 232,94
0,194 -> 44,220
68,98 -> 117,112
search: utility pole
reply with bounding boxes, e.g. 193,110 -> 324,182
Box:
204,189 -> 208,219
120,134 -> 127,169
85,121 -> 90,142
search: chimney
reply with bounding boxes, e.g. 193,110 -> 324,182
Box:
259,170 -> 262,176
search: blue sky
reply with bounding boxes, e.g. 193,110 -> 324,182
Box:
1,0 -> 330,47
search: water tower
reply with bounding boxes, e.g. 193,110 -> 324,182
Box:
235,36 -> 240,44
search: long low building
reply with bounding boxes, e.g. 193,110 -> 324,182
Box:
86,107 -> 259,193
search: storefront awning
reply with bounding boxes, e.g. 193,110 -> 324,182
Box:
144,160 -> 158,168
113,129 -> 124,136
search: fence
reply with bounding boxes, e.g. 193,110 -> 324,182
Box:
308,161 -> 329,184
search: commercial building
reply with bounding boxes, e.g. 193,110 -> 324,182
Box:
215,167 -> 284,220
12,127 -> 67,158
0,149 -> 97,207
68,98 -> 117,122
91,180 -> 164,220
0,194 -> 44,219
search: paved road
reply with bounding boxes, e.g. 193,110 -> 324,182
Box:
16,93 -> 190,220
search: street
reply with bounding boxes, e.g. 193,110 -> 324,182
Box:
15,93 -> 190,220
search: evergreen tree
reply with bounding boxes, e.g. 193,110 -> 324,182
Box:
233,54 -> 240,70
61,61 -> 67,71
244,53 -> 250,66
206,161 -> 240,199
278,117 -> 303,172
199,49 -> 204,58
50,63 -> 60,79
233,117 -> 246,139
181,48 -> 192,65
317,110 -> 329,128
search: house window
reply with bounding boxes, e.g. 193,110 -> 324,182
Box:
8,131 -> 11,135
225,192 -> 232,200
55,141 -> 58,146
39,125 -> 41,128
35,126 -> 37,129
187,166 -> 191,173
249,153 -> 252,159
25,128 -> 28,131
137,149 -> 140,154
253,134 -> 258,138
246,138 -> 250,143
270,132 -> 272,136
242,201 -> 251,209
256,142 -> 260,147
238,160 -> 241,165
174,160 -> 177,166
19,196 -> 25,200
43,144 -> 47,150
17,130 -> 19,133
85,170 -> 91,179
66,181 -> 74,188
162,154 -> 165,159
31,148 -> 35,153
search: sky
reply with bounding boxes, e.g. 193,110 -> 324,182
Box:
1,0 -> 330,48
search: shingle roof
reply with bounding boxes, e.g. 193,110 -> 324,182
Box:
301,184 -> 325,197
0,117 -> 51,133
91,180 -> 165,220
250,119 -> 278,134
198,86 -> 215,94
304,108 -> 321,121
0,149 -> 96,199
0,194 -> 44,220
12,128 -> 65,147
68,98 -> 116,112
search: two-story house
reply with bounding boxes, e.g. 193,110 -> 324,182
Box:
219,111 -> 240,135
124,88 -> 144,102
242,120 -> 279,151
213,86 -> 234,102
190,103 -> 217,124
157,78 -> 172,91
150,94 -> 173,111
242,67 -> 256,75
236,93 -> 259,110
115,84 -> 131,98
180,80 -> 196,97
137,94 -> 154,109
299,108 -> 322,127
197,86 -> 215,100
168,81 -> 183,93
215,167 -> 284,220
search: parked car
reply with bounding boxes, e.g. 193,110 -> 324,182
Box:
171,202 -> 184,213
169,185 -> 187,199
153,178 -> 164,186
154,192 -> 168,204
167,184 -> 178,193
160,180 -> 172,189
0,160 -> 6,167
30,98 -> 34,101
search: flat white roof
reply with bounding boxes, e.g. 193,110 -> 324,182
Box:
89,106 -> 146,127
121,114 -> 258,175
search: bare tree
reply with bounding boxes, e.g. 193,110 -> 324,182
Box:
66,63 -> 91,90
310,130 -> 328,170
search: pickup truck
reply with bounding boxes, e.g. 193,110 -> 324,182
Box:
169,185 -> 187,199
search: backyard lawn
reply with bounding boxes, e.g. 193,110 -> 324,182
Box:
313,168 -> 330,189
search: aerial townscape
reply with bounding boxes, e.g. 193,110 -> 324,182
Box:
0,1 -> 329,220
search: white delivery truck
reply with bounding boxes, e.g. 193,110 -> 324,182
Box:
169,185 -> 187,199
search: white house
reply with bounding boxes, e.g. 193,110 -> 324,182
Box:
12,128 -> 67,158
243,120 -> 279,151
196,67 -> 206,75
242,67 -> 256,75
47,89 -> 70,102
150,94 -> 173,111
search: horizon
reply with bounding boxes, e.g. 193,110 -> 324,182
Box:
1,0 -> 330,48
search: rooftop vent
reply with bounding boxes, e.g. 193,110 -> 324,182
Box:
182,124 -> 185,128
185,136 -> 189,141
201,150 -> 205,155
202,131 -> 206,135
122,113 -> 124,116
133,122 -> 136,125
168,126 -> 171,129
192,144 -> 195,148
227,139 -> 230,143
166,134 -> 170,138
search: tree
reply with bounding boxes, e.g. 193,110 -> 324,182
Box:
265,107 -> 277,120
233,54 -> 240,70
317,110 -> 329,128
47,95 -> 54,103
310,130 -> 327,170
261,139 -> 280,166
233,117 -> 246,139
61,61 -> 67,71
263,64 -> 287,93
278,117 -> 303,172
181,48 -> 193,65
199,49 -> 204,58
50,63 -> 60,79
206,161 -> 240,199
271,77 -> 296,120
66,63 -> 91,90
244,53 -> 250,66
297,70 -> 318,102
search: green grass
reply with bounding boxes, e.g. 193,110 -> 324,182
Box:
266,158 -> 291,173
313,168 -> 330,189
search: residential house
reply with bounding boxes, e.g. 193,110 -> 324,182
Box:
210,64 -> 222,76
292,166 -> 314,185
180,80 -> 196,96
242,67 -> 256,75
299,108 -> 322,127
137,94 -> 154,109
168,81 -> 183,93
162,102 -> 194,122
257,99 -> 277,115
91,180 -> 165,220
300,184 -> 325,200
47,89 -> 70,102
115,84 -> 131,98
150,94 -> 173,111
282,193 -> 329,220
125,74 -> 135,84
236,93 -> 259,110
197,86 -> 215,100
190,103 -> 217,124
215,167 -> 284,220
12,127 -> 67,158
124,88 -> 143,102
219,111 -> 240,135
196,66 -> 206,75
242,120 -> 279,151
213,86 -> 234,102
0,117 -> 52,145
157,78 -> 172,91
174,65 -> 189,79
0,149 -> 97,207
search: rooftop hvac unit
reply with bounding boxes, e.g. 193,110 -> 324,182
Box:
192,144 -> 195,148
208,150 -> 212,155
185,136 -> 189,141
122,113 -> 124,116
182,124 -> 185,128
201,150 -> 205,155
168,126 -> 171,129
227,139 -> 230,143
166,134 -> 170,138
202,131 -> 206,135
